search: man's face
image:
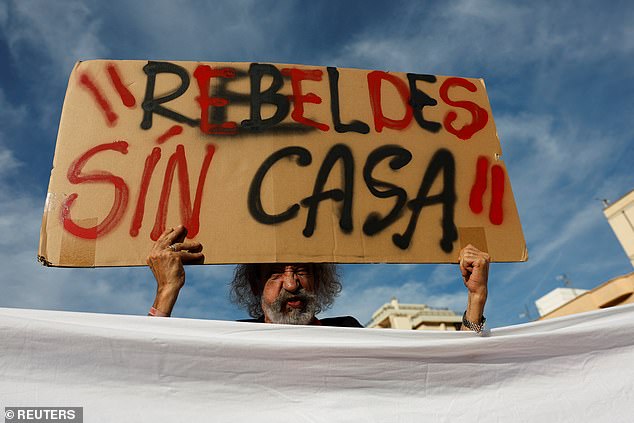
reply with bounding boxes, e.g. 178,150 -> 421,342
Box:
258,264 -> 317,325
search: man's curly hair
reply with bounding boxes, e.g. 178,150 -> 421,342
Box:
229,264 -> 342,318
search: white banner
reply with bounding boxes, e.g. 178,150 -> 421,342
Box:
1,304 -> 633,422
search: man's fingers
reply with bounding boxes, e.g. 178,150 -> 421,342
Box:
180,252 -> 205,264
170,225 -> 188,244
155,227 -> 175,248
156,225 -> 188,249
170,241 -> 203,253
159,227 -> 175,239
460,262 -> 469,277
458,244 -> 489,263
459,244 -> 489,275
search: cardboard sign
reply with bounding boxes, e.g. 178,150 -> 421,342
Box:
38,60 -> 527,267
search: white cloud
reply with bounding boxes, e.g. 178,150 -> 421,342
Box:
0,89 -> 27,127
0,148 -> 20,177
106,0 -> 296,60
326,1 -> 633,74
1,0 -> 107,74
426,265 -> 461,289
494,111 -> 627,247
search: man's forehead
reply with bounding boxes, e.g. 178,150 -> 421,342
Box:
260,263 -> 313,271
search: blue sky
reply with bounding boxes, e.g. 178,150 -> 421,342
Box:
0,0 -> 632,327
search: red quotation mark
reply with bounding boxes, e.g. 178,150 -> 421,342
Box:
78,63 -> 137,127
469,156 -> 504,225
106,64 -> 136,108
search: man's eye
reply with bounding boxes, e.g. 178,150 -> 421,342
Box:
265,267 -> 312,279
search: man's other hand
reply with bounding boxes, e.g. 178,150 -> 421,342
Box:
146,225 -> 204,316
458,244 -> 490,331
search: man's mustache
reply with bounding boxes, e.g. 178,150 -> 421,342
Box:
274,289 -> 316,307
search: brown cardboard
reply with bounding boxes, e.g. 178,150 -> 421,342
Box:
39,60 -> 527,267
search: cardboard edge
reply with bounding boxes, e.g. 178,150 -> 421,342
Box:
38,193 -> 52,267
38,61 -> 85,268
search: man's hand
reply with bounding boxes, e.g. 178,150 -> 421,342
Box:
458,244 -> 490,331
147,225 -> 204,316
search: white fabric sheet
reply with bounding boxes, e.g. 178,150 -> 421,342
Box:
1,304 -> 633,422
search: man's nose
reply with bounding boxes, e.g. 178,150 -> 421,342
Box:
281,271 -> 301,292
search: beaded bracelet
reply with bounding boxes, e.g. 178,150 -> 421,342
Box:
148,306 -> 169,317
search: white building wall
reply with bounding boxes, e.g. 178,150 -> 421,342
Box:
604,190 -> 634,268
535,287 -> 589,317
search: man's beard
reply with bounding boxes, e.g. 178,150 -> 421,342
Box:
262,289 -> 318,325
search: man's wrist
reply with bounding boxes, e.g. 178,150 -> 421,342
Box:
157,284 -> 182,297
463,290 -> 487,330
152,285 -> 181,316
467,290 -> 486,306
467,288 -> 487,302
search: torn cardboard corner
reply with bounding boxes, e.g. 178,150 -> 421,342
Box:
39,59 -> 527,267
37,255 -> 52,267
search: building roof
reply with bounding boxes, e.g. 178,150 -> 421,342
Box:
538,272 -> 634,320
366,297 -> 462,328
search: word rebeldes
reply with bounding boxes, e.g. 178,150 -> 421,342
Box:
140,61 -> 488,140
